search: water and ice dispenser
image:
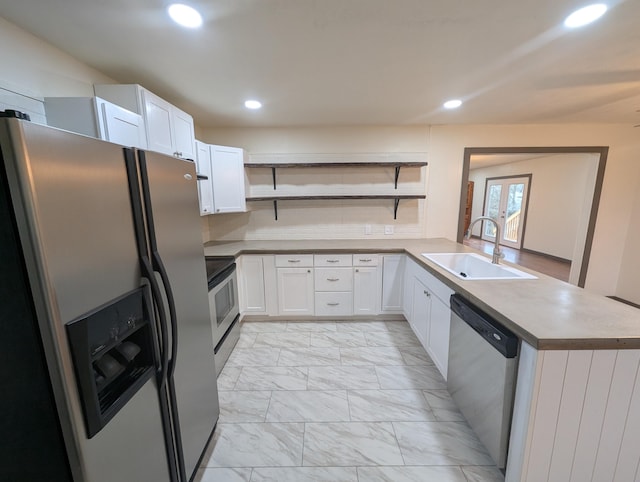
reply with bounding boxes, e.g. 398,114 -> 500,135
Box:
66,287 -> 157,438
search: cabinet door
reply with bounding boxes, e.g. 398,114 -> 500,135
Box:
210,145 -> 247,213
172,107 -> 195,160
427,294 -> 450,379
353,266 -> 380,315
277,268 -> 314,315
141,89 -> 174,156
410,277 -> 431,346
100,100 -> 147,149
239,256 -> 267,313
381,255 -> 405,312
194,141 -> 214,215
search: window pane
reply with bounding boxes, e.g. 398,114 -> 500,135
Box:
504,183 -> 524,242
485,185 -> 501,237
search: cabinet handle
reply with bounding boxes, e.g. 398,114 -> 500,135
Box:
327,278 -> 339,281
424,290 -> 431,297
288,259 -> 301,263
307,269 -> 311,273
359,258 -> 372,262
355,269 -> 359,273
327,302 -> 340,306
327,259 -> 340,263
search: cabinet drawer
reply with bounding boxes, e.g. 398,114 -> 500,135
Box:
314,254 -> 352,267
315,292 -> 353,316
315,268 -> 353,291
275,254 -> 314,267
353,254 -> 379,266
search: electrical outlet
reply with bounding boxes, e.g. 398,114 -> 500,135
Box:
365,224 -> 372,235
384,225 -> 394,235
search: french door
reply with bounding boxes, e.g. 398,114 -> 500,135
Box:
481,175 -> 530,249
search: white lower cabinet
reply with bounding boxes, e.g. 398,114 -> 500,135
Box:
315,291 -> 353,316
405,257 -> 454,379
381,255 -> 405,313
277,267 -> 315,315
426,290 -> 451,377
238,255 -> 277,315
411,277 -> 431,346
353,266 -> 380,315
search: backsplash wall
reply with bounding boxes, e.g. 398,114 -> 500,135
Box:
199,126 -> 431,241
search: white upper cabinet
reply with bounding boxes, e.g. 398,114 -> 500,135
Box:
194,140 -> 213,215
44,96 -> 147,149
94,84 -> 195,160
99,100 -> 147,149
210,144 -> 247,213
140,89 -> 174,156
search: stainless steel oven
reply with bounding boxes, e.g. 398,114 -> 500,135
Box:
205,257 -> 240,376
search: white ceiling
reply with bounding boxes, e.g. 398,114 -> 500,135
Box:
2,0 -> 640,128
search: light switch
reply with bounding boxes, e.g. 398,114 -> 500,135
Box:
384,225 -> 394,235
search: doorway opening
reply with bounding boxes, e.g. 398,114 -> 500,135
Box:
457,147 -> 608,287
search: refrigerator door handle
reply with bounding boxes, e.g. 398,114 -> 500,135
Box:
124,148 -> 170,382
124,148 -> 179,482
137,150 -> 187,482
151,250 -> 179,378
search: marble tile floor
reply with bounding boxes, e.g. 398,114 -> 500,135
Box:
194,320 -> 505,482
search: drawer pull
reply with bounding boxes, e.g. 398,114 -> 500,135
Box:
327,259 -> 340,263
359,258 -> 372,262
287,259 -> 301,263
327,302 -> 340,306
327,278 -> 340,281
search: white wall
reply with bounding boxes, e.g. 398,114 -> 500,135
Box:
468,153 -> 598,260
616,167 -> 640,304
428,124 -> 640,296
199,126 -> 430,241
0,17 -> 114,99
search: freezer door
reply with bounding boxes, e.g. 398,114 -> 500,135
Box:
140,150 -> 220,478
1,119 -> 171,481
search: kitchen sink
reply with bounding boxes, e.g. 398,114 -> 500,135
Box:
421,253 -> 537,280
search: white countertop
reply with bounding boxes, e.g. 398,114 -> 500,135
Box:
204,238 -> 640,350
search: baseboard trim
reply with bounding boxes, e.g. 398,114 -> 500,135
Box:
607,296 -> 640,310
520,248 -> 571,264
466,236 -> 572,264
241,314 -> 407,322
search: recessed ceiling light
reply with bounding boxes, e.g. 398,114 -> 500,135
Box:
443,99 -> 463,109
244,100 -> 262,110
564,4 -> 608,28
167,4 -> 203,29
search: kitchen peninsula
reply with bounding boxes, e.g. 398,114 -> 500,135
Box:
205,237 -> 640,482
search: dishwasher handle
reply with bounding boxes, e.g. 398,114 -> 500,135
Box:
450,294 -> 519,358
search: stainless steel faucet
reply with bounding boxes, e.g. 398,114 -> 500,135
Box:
466,216 -> 504,264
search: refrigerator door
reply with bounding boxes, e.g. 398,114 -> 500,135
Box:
1,119 -> 172,481
139,150 -> 220,479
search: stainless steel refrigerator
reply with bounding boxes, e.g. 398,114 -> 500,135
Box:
0,114 -> 219,482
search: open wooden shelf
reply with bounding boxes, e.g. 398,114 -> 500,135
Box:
245,161 -> 428,189
245,194 -> 426,220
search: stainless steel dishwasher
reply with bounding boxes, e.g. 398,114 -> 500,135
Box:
447,294 -> 519,469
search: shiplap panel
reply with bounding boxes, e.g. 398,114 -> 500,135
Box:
547,350 -> 593,480
592,351 -> 640,482
613,357 -> 640,482
569,351 -> 618,482
524,350 -> 569,482
506,342 -> 540,482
